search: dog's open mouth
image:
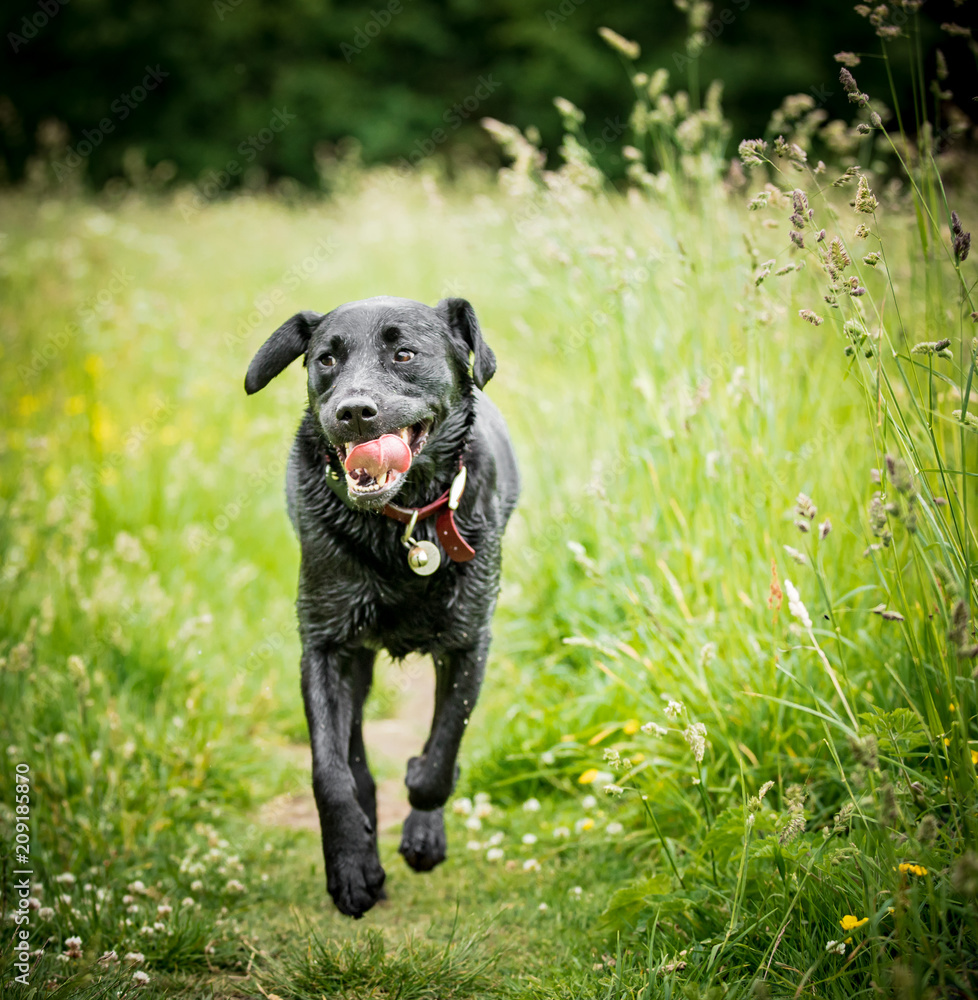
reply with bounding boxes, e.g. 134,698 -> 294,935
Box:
335,421 -> 430,496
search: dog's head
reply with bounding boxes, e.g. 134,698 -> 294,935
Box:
245,296 -> 495,509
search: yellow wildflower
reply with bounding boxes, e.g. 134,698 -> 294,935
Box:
839,915 -> 868,931
622,719 -> 640,735
18,395 -> 39,417
578,769 -> 600,785
971,750 -> 978,766
65,395 -> 86,416
897,863 -> 927,876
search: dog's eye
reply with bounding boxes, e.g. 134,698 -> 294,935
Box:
393,349 -> 415,363
318,354 -> 337,368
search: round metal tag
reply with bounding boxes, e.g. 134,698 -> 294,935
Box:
407,540 -> 441,576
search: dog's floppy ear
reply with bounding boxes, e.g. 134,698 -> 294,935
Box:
245,310 -> 324,395
436,297 -> 496,389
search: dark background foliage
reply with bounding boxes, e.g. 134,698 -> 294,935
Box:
0,0 -> 973,189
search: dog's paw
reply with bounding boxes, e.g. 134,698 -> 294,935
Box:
325,850 -> 386,918
399,807 -> 447,872
405,756 -> 459,812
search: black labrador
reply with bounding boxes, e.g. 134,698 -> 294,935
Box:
245,296 -> 519,917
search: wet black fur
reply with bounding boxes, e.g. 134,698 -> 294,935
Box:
245,296 -> 519,917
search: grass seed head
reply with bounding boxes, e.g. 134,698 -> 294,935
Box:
951,851 -> 978,898
951,211 -> 971,262
829,238 -> 852,269
916,814 -> 939,846
598,26 -> 640,60
885,454 -> 913,494
738,139 -> 768,166
839,68 -> 870,106
854,176 -> 878,213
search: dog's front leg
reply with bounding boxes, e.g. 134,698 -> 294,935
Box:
399,636 -> 489,872
406,634 -> 489,803
302,644 -> 386,918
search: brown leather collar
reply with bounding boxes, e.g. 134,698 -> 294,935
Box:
382,469 -> 475,563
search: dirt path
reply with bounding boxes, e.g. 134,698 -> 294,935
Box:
258,654 -> 435,832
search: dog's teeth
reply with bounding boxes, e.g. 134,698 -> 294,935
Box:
398,427 -> 410,443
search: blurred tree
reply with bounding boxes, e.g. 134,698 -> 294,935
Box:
0,0 -> 972,189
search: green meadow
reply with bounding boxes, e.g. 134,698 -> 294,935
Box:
2,25 -> 978,1000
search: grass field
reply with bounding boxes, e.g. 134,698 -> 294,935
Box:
2,36 -> 978,999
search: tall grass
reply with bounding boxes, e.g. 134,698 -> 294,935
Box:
1,5 -> 976,998
466,8 -> 978,996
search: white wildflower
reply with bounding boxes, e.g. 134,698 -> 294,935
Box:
664,700 -> 685,719
606,821 -> 625,836
522,833 -> 538,845
522,858 -> 541,872
581,794 -> 597,810
486,847 -> 504,862
452,797 -> 473,815
465,815 -> 482,831
132,969 -> 151,986
604,783 -> 625,795
826,940 -> 846,955
553,826 -> 571,838
522,797 -> 541,812
124,952 -> 145,964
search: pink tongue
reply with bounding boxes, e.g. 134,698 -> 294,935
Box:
344,434 -> 412,478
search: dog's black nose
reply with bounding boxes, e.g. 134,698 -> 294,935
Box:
335,396 -> 379,437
